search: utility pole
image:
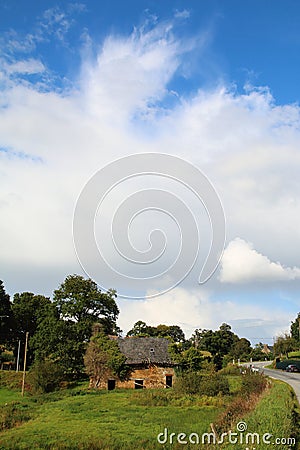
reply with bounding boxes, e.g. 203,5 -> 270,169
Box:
16,340 -> 21,372
21,332 -> 29,397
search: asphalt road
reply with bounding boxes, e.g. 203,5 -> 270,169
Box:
249,361 -> 300,403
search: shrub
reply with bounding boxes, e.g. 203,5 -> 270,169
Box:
174,372 -> 229,396
200,374 -> 230,396
28,360 -> 64,394
174,371 -> 202,395
241,370 -> 267,395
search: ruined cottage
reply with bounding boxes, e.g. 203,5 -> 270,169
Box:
91,336 -> 177,390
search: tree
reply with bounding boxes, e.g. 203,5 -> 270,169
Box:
12,293 -> 52,338
31,275 -> 120,376
53,275 -> 119,337
229,338 -> 252,361
274,334 -> 297,358
127,321 -> 150,337
31,312 -> 85,375
84,325 -> 130,387
127,321 -> 185,343
250,343 -> 266,361
169,344 -> 205,372
291,313 -> 300,344
0,281 -> 13,346
215,323 -> 239,357
190,324 -> 240,369
156,325 -> 185,343
11,292 -> 53,366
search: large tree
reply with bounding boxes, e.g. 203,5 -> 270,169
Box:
191,324 -> 240,369
53,275 -> 119,337
12,292 -> 53,338
229,337 -> 252,361
12,292 -> 53,366
31,313 -> 87,375
32,275 -> 120,375
0,281 -> 13,346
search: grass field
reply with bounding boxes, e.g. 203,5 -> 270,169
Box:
0,372 -> 298,450
0,388 -> 224,449
214,380 -> 300,450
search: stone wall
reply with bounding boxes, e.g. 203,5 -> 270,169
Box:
91,365 -> 176,390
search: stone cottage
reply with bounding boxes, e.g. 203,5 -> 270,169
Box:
92,336 -> 177,390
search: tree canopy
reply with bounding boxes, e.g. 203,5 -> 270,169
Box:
54,275 -> 119,336
127,321 -> 185,343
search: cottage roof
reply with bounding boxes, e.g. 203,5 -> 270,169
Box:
118,337 -> 174,365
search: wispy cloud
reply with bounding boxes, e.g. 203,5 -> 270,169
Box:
3,58 -> 45,75
0,3 -> 85,57
174,9 -> 190,20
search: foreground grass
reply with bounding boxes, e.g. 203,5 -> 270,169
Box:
0,388 -> 224,449
215,380 -> 300,450
0,373 -> 298,450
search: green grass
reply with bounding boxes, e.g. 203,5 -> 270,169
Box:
0,389 -> 224,449
0,388 -> 22,404
0,373 -> 298,450
226,375 -> 242,394
217,380 -> 300,450
0,372 -> 23,391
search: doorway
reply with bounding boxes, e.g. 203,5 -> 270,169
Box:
107,379 -> 116,390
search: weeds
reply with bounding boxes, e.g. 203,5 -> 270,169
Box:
131,389 -> 227,408
214,369 -> 269,433
0,402 -> 31,431
174,372 -> 230,396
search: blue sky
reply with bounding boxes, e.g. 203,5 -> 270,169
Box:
1,0 -> 300,343
1,0 -> 300,104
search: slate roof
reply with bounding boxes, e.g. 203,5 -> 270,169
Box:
117,337 -> 175,366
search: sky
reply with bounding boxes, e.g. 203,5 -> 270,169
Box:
1,0 -> 300,344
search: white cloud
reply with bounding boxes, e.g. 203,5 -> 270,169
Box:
0,16 -> 300,342
4,58 -> 45,75
117,286 -> 291,342
220,238 -> 300,283
174,10 -> 190,20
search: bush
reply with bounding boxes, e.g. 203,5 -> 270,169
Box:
174,371 -> 202,395
174,372 -> 229,396
28,360 -> 64,394
200,374 -> 230,396
241,370 -> 267,395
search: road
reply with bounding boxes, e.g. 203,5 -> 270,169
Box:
248,361 -> 300,403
